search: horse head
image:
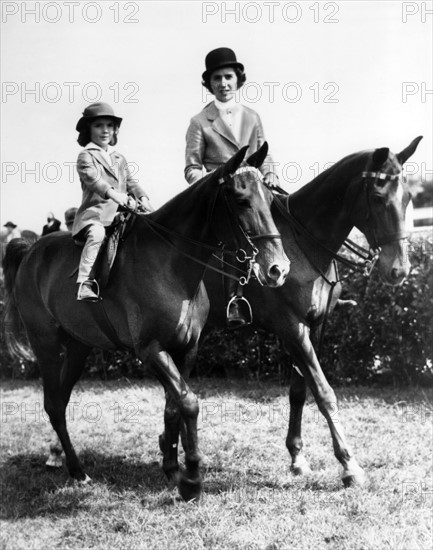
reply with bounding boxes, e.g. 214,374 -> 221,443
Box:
353,136 -> 423,285
211,143 -> 290,287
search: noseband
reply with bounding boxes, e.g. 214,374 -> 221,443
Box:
216,166 -> 282,283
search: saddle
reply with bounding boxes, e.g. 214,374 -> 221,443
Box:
74,212 -> 135,290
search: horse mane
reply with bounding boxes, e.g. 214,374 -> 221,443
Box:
147,166 -> 225,227
292,150 -> 372,201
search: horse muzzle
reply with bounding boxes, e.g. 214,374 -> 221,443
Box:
378,246 -> 411,286
253,257 -> 290,287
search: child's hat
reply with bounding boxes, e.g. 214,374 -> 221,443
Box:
76,102 -> 122,132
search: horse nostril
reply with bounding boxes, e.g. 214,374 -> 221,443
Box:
268,264 -> 286,282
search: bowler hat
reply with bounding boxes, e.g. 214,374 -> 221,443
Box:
76,102 -> 122,133
4,221 -> 17,229
202,47 -> 244,80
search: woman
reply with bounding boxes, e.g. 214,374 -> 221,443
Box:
185,47 -> 280,327
185,47 -> 279,186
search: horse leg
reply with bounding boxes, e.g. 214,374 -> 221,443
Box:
159,391 -> 182,483
34,331 -> 89,481
292,328 -> 366,487
45,338 -> 92,473
143,340 -> 202,501
286,366 -> 312,476
158,345 -> 200,482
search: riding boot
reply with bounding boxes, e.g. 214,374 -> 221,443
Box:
75,223 -> 105,302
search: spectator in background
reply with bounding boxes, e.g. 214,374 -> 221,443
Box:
42,212 -> 61,235
64,207 -> 78,232
1,221 -> 22,264
2,221 -> 21,243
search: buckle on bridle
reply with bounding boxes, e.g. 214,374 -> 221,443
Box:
362,171 -> 400,182
363,247 -> 381,276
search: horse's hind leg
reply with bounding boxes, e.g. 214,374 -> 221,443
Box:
45,338 -> 92,473
286,365 -> 312,476
35,331 -> 90,481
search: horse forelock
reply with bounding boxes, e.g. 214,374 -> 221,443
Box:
233,166 -> 263,180
233,166 -> 266,201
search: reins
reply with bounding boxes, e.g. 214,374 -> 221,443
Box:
269,178 -> 387,284
272,193 -> 380,284
122,168 -> 282,284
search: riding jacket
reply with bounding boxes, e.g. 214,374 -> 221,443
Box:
185,101 -> 278,185
72,142 -> 147,237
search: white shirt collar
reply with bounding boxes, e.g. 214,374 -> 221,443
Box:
85,142 -> 114,166
85,142 -> 113,153
214,97 -> 240,111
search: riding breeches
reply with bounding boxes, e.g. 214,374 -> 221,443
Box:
76,223 -> 106,283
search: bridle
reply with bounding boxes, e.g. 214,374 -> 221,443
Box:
270,166 -> 408,282
215,166 -> 282,284
360,171 -> 408,250
125,166 -> 282,285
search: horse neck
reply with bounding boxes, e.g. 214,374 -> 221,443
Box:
289,152 -> 368,252
135,178 -> 220,278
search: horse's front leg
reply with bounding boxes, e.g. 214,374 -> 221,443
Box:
159,392 -> 181,484
286,365 -> 312,476
142,340 -> 202,501
292,326 -> 366,487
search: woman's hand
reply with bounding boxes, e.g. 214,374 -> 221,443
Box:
106,188 -> 129,206
263,172 -> 279,188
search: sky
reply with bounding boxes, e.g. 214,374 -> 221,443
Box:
1,0 -> 432,233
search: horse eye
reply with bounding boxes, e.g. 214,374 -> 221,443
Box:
372,195 -> 385,205
236,198 -> 250,207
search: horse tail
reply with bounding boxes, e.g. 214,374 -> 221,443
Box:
2,238 -> 36,362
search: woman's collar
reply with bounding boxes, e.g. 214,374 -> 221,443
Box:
214,97 -> 240,111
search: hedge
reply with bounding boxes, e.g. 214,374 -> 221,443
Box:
1,232 -> 432,385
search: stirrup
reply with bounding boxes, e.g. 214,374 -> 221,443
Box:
226,296 -> 253,329
77,279 -> 100,302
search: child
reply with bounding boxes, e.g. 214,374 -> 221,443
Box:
73,102 -> 153,302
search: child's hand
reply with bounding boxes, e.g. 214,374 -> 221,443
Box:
106,188 -> 129,206
138,196 -> 154,213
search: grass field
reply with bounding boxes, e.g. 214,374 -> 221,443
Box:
1,378 -> 432,550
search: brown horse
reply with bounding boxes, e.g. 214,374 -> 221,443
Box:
159,136 -> 423,488
3,144 -> 291,501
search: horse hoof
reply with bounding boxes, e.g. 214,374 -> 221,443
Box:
342,471 -> 367,488
75,474 -> 92,486
290,456 -> 312,476
290,463 -> 312,476
178,475 -> 202,502
45,456 -> 63,469
164,468 -> 180,489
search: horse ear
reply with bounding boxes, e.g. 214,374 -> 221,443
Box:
246,142 -> 269,168
396,136 -> 423,165
372,147 -> 389,167
222,145 -> 249,177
